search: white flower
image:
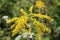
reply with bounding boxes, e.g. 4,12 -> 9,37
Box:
22,32 -> 29,38
29,34 -> 33,38
2,16 -> 9,21
22,32 -> 34,38
15,35 -> 21,40
29,32 -> 34,38
2,16 -> 8,19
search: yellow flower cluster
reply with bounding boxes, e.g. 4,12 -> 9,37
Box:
7,1 -> 54,40
35,1 -> 45,9
12,16 -> 28,36
7,8 -> 53,37
20,8 -> 27,15
33,19 -> 51,40
33,20 -> 51,33
29,5 -> 34,13
33,13 -> 54,22
7,17 -> 18,23
7,15 -> 28,36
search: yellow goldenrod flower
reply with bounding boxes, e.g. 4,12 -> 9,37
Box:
20,8 -> 27,15
35,1 -> 45,9
37,33 -> 42,40
33,20 -> 51,33
33,13 -> 44,19
43,15 -> 54,21
29,5 -> 34,13
10,23 -> 16,29
7,17 -> 17,24
11,15 -> 28,36
10,18 -> 19,29
7,15 -> 28,36
7,7 -> 54,40
33,13 -> 54,22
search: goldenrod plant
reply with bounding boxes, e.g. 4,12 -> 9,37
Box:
7,1 -> 54,40
35,1 -> 45,9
